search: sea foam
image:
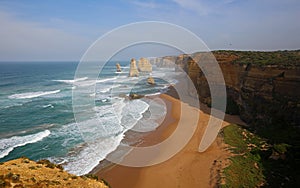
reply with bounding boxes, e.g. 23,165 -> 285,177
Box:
50,99 -> 150,175
53,77 -> 88,84
43,104 -> 54,108
8,90 -> 60,99
0,130 -> 51,159
60,133 -> 124,176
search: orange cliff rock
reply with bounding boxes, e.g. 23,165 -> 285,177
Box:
156,50 -> 300,126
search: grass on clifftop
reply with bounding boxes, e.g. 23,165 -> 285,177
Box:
220,124 -> 300,187
0,158 -> 110,188
220,124 -> 266,187
213,50 -> 300,67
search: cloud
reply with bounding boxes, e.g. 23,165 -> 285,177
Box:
222,0 -> 235,4
171,0 -> 237,15
0,10 -> 91,61
171,0 -> 208,15
131,1 -> 160,9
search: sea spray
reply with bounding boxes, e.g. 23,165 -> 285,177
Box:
8,90 -> 61,99
0,130 -> 51,159
0,61 -> 179,176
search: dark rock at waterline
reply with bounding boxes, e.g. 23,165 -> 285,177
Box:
147,76 -> 155,85
129,93 -> 144,100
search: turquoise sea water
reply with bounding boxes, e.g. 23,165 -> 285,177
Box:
0,61 -> 177,175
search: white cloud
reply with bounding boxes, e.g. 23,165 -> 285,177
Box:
131,1 -> 160,9
222,0 -> 235,4
171,0 -> 211,15
171,0 -> 237,15
0,10 -> 92,61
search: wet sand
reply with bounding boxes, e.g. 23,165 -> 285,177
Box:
94,92 -> 245,188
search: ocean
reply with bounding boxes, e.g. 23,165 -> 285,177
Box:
0,61 -> 178,175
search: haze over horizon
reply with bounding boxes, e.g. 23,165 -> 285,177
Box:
0,0 -> 299,61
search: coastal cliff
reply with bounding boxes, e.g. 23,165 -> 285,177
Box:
150,56 -> 176,68
0,158 -> 108,188
158,50 -> 300,126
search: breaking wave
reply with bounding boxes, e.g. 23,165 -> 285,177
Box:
8,90 -> 60,99
0,130 -> 51,159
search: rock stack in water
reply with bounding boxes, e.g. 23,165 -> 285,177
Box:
129,58 -> 139,77
116,63 -> 122,72
147,76 -> 155,85
138,57 -> 152,72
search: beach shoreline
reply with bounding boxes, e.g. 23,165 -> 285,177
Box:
92,87 -> 245,187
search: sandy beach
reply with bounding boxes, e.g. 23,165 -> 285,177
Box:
95,92 -> 245,188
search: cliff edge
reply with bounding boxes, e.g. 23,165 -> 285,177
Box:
158,50 -> 300,126
0,158 -> 109,188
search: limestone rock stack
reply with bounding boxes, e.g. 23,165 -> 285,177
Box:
147,76 -> 155,85
138,57 -> 152,72
151,56 -> 176,68
116,63 -> 122,72
129,58 -> 139,77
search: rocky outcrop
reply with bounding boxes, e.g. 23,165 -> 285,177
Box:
151,56 -> 176,68
129,93 -> 144,100
116,63 -> 122,72
147,76 -> 155,85
138,58 -> 152,72
0,158 -> 109,188
157,50 -> 300,126
230,64 -> 299,125
129,58 -> 139,77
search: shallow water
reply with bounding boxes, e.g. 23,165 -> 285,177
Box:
0,61 -> 177,175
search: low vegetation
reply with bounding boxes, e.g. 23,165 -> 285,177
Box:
213,50 -> 300,67
0,158 -> 109,188
220,124 -> 267,187
220,124 -> 300,187
37,159 -> 64,170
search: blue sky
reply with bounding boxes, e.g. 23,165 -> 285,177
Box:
0,0 -> 299,61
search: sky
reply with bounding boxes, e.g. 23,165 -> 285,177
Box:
0,0 -> 299,61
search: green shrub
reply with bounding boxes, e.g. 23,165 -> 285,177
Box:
273,143 -> 290,154
81,174 -> 98,181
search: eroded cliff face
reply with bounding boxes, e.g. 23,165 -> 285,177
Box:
151,56 -> 176,68
220,62 -> 300,126
159,51 -> 300,126
138,57 -> 152,72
